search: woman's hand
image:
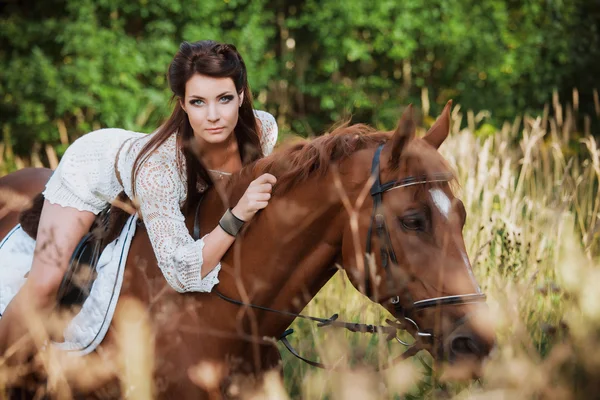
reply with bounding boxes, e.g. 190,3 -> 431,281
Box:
231,173 -> 277,221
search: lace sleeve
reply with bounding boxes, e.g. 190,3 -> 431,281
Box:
254,110 -> 278,156
134,148 -> 220,293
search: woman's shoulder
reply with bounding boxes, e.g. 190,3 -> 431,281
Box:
123,131 -> 184,179
124,132 -> 186,194
253,110 -> 278,155
129,130 -> 178,161
253,109 -> 276,127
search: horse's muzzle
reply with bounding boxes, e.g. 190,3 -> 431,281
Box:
447,331 -> 489,360
439,316 -> 496,379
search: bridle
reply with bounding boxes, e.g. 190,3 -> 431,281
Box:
195,143 -> 487,369
364,144 -> 486,345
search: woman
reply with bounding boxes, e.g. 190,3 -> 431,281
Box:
0,40 -> 278,358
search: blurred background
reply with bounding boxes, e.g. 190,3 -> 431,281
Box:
2,1 -> 600,398
1,0 -> 599,171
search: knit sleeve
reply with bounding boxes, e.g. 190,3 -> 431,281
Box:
133,145 -> 220,293
254,110 -> 278,156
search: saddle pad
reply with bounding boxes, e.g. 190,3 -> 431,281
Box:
0,214 -> 138,356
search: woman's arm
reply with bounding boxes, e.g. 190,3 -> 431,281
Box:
135,150 -> 276,292
135,151 -> 215,292
200,173 -> 276,271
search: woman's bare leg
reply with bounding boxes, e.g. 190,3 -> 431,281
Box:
0,200 -> 96,361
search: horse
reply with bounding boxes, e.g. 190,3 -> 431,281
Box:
0,102 -> 495,398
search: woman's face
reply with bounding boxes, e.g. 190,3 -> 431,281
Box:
181,73 -> 243,146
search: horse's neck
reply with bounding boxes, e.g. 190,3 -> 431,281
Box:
213,151 -> 373,339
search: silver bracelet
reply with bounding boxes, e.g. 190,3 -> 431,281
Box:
219,208 -> 245,237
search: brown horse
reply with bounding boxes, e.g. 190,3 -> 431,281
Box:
0,103 -> 495,398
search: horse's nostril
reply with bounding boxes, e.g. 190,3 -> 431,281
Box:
450,335 -> 480,356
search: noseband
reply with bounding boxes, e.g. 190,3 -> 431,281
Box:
364,144 -> 486,342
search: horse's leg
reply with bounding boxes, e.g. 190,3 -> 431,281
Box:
0,200 -> 96,362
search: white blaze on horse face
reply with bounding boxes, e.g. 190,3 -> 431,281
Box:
429,188 -> 482,293
429,188 -> 451,220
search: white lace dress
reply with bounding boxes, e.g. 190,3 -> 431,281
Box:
43,110 -> 278,293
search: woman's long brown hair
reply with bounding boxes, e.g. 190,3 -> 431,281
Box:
131,40 -> 263,213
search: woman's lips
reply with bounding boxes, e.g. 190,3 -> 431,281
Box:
206,127 -> 225,134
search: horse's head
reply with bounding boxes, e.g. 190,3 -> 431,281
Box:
343,102 -> 495,375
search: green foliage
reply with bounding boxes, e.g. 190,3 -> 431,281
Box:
0,0 -> 598,161
0,0 -> 276,157
282,0 -> 591,131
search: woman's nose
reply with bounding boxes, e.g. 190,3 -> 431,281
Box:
207,103 -> 220,122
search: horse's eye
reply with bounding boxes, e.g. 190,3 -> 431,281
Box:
399,214 -> 426,231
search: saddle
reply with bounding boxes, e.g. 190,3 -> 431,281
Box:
19,193 -> 135,307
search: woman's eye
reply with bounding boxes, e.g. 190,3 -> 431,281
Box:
399,215 -> 426,231
220,95 -> 234,103
190,99 -> 204,106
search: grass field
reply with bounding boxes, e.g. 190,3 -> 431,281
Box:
1,96 -> 599,399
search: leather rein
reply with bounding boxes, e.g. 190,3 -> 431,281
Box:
193,144 -> 487,370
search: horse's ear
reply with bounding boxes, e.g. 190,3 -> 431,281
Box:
386,104 -> 415,168
423,100 -> 452,149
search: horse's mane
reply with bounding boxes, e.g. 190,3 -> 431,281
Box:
231,123 -> 391,195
